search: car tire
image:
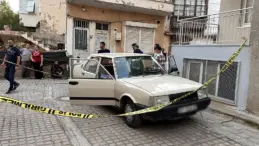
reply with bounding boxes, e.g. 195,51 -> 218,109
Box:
124,99 -> 142,128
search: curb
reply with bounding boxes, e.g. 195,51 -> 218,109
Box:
208,103 -> 259,128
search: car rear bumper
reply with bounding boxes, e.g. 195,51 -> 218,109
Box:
135,97 -> 211,121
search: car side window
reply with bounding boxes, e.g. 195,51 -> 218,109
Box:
83,60 -> 98,74
97,66 -> 113,79
96,57 -> 114,79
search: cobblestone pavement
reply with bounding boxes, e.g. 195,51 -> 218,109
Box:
1,79 -> 259,146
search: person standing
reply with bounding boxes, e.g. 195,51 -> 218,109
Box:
1,39 -> 20,94
132,43 -> 143,54
154,44 -> 166,69
31,45 -> 44,79
98,42 -> 110,53
20,43 -> 32,78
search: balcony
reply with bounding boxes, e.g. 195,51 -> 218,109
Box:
170,7 -> 252,45
67,0 -> 174,16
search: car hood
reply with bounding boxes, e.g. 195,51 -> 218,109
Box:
120,75 -> 203,96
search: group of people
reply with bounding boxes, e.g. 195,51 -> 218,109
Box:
97,42 -> 167,69
20,43 -> 44,79
1,40 -> 44,94
1,39 -> 63,94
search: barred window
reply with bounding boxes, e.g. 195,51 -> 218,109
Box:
183,58 -> 238,103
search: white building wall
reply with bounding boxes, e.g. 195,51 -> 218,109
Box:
19,13 -> 39,27
66,17 -> 73,56
19,0 -> 40,27
172,45 -> 251,111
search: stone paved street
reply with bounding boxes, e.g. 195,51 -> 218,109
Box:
1,79 -> 259,146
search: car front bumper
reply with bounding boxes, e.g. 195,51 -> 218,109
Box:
135,97 -> 211,121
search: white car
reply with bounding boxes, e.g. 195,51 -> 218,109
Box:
68,53 -> 211,128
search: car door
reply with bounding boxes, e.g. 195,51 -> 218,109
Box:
69,57 -> 116,105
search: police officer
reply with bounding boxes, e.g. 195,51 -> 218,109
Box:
1,39 -> 20,94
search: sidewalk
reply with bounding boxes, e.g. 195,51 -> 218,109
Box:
209,100 -> 259,127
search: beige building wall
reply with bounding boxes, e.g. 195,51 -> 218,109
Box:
218,0 -> 251,44
38,0 -> 66,35
67,4 -> 170,53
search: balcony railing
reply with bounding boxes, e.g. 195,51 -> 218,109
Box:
170,7 -> 253,45
148,0 -> 173,4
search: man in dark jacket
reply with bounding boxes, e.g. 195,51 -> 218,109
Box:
98,42 -> 110,53
132,43 -> 143,54
1,39 -> 20,94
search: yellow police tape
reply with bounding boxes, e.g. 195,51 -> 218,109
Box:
0,38 -> 248,119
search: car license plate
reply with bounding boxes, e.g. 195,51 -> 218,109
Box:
177,105 -> 198,114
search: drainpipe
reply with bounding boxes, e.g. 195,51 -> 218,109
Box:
65,0 -> 70,76
65,0 -> 68,56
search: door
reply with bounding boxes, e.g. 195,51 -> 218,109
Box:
73,20 -> 90,58
69,58 -> 116,105
95,23 -> 110,53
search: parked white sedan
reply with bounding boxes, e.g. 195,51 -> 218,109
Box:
68,53 -> 211,128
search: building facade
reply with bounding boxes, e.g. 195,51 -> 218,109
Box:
65,0 -> 173,58
19,0 -> 66,48
172,0 -> 254,113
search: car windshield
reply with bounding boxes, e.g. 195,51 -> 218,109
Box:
114,56 -> 164,79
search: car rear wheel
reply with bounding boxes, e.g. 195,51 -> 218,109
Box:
124,100 -> 142,128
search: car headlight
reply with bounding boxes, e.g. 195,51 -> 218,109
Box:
149,96 -> 170,106
197,87 -> 208,99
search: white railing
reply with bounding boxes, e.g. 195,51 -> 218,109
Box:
173,7 -> 253,45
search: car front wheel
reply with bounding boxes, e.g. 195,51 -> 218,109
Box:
124,100 -> 142,128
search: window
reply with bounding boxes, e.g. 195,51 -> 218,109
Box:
185,0 -> 196,16
184,59 -> 238,103
125,26 -> 155,53
91,58 -> 113,79
96,23 -> 109,30
97,66 -> 113,79
196,0 -> 206,16
241,0 -> 253,25
74,20 -> 89,50
174,0 -> 207,17
83,60 -> 98,74
74,20 -> 88,28
100,58 -> 115,77
187,61 -> 203,83
114,56 -> 163,79
26,1 -> 35,13
74,29 -> 88,50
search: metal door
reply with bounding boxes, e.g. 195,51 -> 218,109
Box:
73,20 -> 89,58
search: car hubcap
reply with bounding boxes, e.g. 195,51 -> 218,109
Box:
125,104 -> 133,122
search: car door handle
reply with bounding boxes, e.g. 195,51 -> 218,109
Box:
69,81 -> 78,85
82,72 -> 85,75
